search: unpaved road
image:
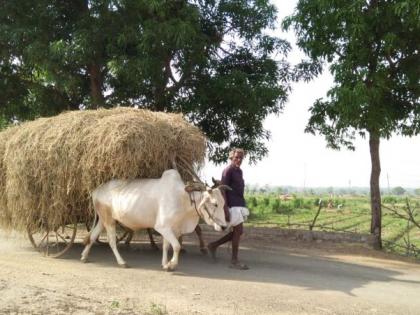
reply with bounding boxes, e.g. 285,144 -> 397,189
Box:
0,229 -> 419,315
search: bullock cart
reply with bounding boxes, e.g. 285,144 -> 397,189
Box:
26,214 -> 133,258
0,108 -> 206,258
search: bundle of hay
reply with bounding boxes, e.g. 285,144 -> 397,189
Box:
0,107 -> 206,233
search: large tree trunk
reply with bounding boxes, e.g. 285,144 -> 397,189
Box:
369,131 -> 382,249
88,63 -> 105,108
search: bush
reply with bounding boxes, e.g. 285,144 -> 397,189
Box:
271,199 -> 280,212
383,196 -> 398,204
247,196 -> 258,208
263,196 -> 270,207
274,202 -> 294,215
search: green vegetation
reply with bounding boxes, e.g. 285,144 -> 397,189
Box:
0,0 -> 293,163
283,0 -> 420,249
147,303 -> 168,315
245,193 -> 420,258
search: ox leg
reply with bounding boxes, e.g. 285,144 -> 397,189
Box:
147,228 -> 159,251
105,223 -> 128,267
159,229 -> 181,271
162,238 -> 170,267
81,218 -> 104,263
195,225 -> 208,255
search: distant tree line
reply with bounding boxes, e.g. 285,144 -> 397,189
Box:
245,185 -> 420,197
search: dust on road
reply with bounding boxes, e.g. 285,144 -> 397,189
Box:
0,229 -> 419,315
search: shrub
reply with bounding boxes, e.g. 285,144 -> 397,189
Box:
271,199 -> 281,212
263,196 -> 270,207
383,196 -> 398,204
292,197 -> 304,209
247,196 -> 258,208
274,202 -> 294,215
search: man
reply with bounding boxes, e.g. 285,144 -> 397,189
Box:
208,148 -> 249,270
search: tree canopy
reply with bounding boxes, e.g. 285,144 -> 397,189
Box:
283,0 -> 419,145
0,0 -> 292,163
283,0 -> 420,248
392,186 -> 406,195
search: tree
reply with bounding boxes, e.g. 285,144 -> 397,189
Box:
283,0 -> 420,248
0,0 -> 292,163
392,186 -> 406,196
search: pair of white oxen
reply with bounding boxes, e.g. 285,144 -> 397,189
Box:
81,169 -> 230,271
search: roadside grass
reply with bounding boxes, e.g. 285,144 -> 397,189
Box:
245,194 -> 420,258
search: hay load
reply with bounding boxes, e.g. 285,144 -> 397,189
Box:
0,107 -> 206,233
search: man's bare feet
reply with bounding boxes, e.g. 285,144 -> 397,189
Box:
229,261 -> 249,270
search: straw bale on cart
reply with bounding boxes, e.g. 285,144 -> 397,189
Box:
0,108 -> 206,234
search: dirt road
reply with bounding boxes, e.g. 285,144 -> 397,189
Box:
1,229 -> 419,315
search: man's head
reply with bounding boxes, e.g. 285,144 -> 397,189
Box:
229,148 -> 245,168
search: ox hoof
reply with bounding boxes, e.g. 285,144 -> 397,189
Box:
163,263 -> 176,272
81,257 -> 88,263
119,263 -> 129,268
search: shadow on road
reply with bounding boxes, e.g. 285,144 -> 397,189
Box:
58,234 -> 420,297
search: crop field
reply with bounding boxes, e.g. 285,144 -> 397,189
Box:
245,193 -> 420,258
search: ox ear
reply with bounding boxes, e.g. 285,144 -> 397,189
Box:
211,177 -> 223,189
212,177 -> 222,185
218,185 -> 232,192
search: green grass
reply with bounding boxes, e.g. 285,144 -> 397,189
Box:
245,193 -> 420,258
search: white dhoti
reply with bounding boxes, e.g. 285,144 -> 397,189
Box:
228,206 -> 249,228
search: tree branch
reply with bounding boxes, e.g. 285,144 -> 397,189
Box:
382,201 -> 420,229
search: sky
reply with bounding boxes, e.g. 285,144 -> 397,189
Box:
202,0 -> 420,189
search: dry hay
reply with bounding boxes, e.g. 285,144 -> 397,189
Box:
0,107 -> 206,233
0,127 -> 15,228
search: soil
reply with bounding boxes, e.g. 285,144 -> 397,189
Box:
1,228 -> 419,315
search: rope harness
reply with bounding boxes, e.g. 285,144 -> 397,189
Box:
188,191 -> 225,227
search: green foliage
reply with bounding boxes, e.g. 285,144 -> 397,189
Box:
271,198 -> 280,212
415,188 -> 420,196
283,0 -> 420,248
283,0 -> 420,147
0,0 -> 293,163
383,195 -> 398,204
147,303 -> 168,315
247,196 -> 258,208
392,186 -> 406,195
263,196 -> 270,207
246,192 -> 420,258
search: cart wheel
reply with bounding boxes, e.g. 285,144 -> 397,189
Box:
27,222 -> 77,258
86,220 -> 132,244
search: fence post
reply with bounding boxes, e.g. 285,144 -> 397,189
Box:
309,199 -> 323,231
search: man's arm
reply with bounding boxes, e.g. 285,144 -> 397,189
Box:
221,167 -> 232,222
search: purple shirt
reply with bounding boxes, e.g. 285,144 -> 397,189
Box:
221,164 -> 246,207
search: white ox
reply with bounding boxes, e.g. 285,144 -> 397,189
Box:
81,169 -> 228,271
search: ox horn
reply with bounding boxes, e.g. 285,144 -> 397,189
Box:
217,184 -> 232,192
185,181 -> 206,192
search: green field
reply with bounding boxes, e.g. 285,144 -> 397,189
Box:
245,193 -> 420,258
